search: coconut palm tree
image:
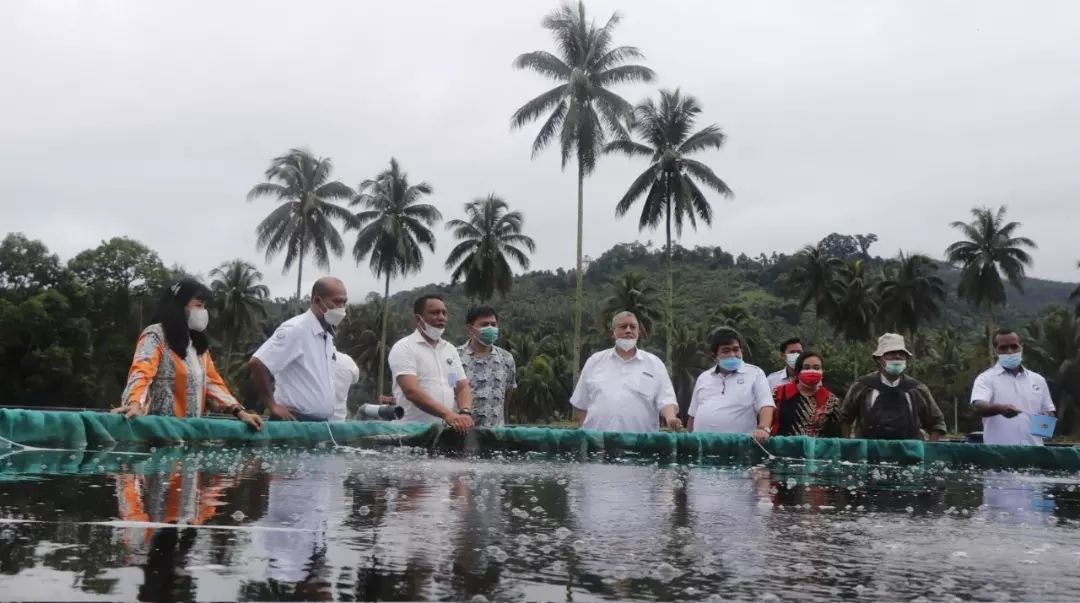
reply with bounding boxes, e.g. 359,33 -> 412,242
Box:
445,195 -> 537,302
351,158 -> 441,396
603,271 -> 662,338
788,243 -> 845,323
247,148 -> 355,303
209,260 -> 270,361
832,260 -> 880,342
511,0 -> 655,384
605,88 -> 732,371
877,252 -> 946,345
945,205 -> 1037,350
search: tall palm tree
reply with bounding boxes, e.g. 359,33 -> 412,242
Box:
877,252 -> 946,345
833,260 -> 880,342
511,0 -> 656,385
351,158 -> 441,397
247,148 -> 355,303
788,243 -> 845,323
603,271 -> 662,338
445,195 -> 537,302
604,89 -> 732,372
945,205 -> 1037,350
209,259 -> 270,361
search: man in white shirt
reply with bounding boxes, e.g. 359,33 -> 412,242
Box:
971,329 -> 1056,446
766,337 -> 803,392
333,352 -> 360,421
688,327 -> 774,443
250,277 -> 348,421
570,311 -> 682,433
387,294 -> 475,434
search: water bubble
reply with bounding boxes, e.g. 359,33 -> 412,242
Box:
555,527 -> 572,540
516,534 -> 531,547
358,505 -> 371,516
572,539 -> 587,552
230,510 -> 246,522
653,562 -> 681,582
531,505 -> 545,514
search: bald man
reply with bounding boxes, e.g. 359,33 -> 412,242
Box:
251,277 -> 348,421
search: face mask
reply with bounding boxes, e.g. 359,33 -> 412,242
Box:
477,326 -> 499,346
884,360 -> 907,377
998,352 -> 1023,370
419,318 -> 444,341
187,308 -> 209,332
785,352 -> 800,369
717,356 -> 743,372
323,306 -> 346,327
798,369 -> 823,387
614,338 -> 637,352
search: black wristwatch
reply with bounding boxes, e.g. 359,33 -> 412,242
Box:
230,405 -> 247,417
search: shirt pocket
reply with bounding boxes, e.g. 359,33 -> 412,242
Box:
628,372 -> 661,402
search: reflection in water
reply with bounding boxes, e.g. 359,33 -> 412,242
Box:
1,447 -> 1080,601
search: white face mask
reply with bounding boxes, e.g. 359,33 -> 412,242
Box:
785,352 -> 801,369
614,338 -> 638,352
420,318 -> 444,341
187,308 -> 209,332
323,306 -> 347,327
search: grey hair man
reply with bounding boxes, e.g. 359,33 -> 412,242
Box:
569,311 -> 682,433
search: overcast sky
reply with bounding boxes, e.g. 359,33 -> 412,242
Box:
3,0 -> 1078,299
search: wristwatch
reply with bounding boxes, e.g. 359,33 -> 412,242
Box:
230,405 -> 247,417
459,408 -> 474,416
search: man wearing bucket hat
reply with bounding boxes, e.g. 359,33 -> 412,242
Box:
838,333 -> 947,441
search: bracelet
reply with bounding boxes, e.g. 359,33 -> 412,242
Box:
230,405 -> 247,417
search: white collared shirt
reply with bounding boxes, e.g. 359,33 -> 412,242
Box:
387,330 -> 466,423
689,363 -> 774,434
766,369 -> 791,392
570,347 -> 677,433
970,365 -> 1055,446
252,310 -> 337,419
333,352 -> 360,422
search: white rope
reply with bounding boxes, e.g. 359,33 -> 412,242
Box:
0,434 -> 151,457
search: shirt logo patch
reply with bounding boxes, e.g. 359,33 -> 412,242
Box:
737,378 -> 745,385
1033,383 -> 1041,392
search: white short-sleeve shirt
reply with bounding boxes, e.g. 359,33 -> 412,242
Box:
689,363 -> 775,434
387,330 -> 466,423
766,369 -> 791,392
333,352 -> 360,422
970,365 -> 1056,446
569,348 -> 677,433
252,310 -> 337,420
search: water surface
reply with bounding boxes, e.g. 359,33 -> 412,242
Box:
1,445 -> 1079,601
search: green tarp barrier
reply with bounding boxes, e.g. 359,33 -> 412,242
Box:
2,409 -> 1079,471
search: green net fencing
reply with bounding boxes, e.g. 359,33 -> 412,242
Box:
2,409 -> 1079,471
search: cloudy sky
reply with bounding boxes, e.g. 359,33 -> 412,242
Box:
3,0 -> 1078,299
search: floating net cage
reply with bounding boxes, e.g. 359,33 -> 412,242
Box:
2,409 -> 1079,473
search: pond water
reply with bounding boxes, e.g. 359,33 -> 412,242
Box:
1,444 -> 1080,601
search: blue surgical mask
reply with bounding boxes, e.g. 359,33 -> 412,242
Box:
884,360 -> 907,377
477,326 -> 499,346
998,353 -> 1022,370
717,356 -> 743,372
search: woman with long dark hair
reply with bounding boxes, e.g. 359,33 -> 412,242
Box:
771,351 -> 841,437
112,278 -> 263,429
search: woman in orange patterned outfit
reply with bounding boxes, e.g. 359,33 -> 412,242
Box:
112,278 -> 263,429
